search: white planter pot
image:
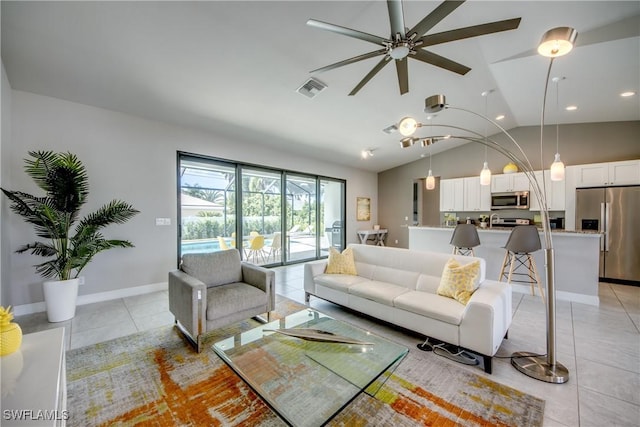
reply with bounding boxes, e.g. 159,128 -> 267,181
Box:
43,278 -> 79,322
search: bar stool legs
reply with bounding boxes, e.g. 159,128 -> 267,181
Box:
499,251 -> 545,302
452,247 -> 475,257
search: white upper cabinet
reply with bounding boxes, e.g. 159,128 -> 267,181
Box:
574,160 -> 640,187
439,178 -> 464,212
529,170 -> 566,211
491,172 -> 529,192
463,176 -> 491,211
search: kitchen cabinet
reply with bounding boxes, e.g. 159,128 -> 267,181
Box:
574,160 -> 640,187
463,176 -> 491,211
529,170 -> 566,211
491,172 -> 529,192
439,178 -> 464,212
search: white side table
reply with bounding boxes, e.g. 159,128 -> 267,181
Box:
1,328 -> 67,426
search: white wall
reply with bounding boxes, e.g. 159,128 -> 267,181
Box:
1,62 -> 12,306
4,90 -> 378,307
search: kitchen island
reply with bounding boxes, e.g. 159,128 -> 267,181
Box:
409,226 -> 601,305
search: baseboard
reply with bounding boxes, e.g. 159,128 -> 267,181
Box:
13,282 -> 168,317
510,284 -> 599,306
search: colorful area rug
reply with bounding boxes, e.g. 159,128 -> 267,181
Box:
66,299 -> 544,426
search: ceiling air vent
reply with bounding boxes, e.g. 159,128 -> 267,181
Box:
297,77 -> 327,99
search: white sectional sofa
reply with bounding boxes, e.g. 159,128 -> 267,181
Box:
304,244 -> 512,373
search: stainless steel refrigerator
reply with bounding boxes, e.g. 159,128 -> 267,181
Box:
576,186 -> 640,282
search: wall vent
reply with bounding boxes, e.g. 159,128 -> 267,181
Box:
296,77 -> 327,98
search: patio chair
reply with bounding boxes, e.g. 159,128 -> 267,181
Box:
266,231 -> 282,261
217,236 -> 230,250
287,225 -> 301,235
168,249 -> 275,352
247,234 -> 266,264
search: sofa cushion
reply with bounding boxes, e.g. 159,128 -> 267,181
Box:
206,282 -> 266,319
416,274 -> 442,294
314,274 -> 368,292
370,265 -> 420,289
182,249 -> 242,287
393,291 -> 466,325
349,281 -> 410,306
437,258 -> 481,305
325,247 -> 357,275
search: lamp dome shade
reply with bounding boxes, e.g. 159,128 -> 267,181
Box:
398,117 -> 418,137
537,27 -> 578,58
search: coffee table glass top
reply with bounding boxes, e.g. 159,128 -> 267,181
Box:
212,309 -> 408,427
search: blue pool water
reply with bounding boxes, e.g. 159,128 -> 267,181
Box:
181,240 -> 222,254
181,238 -> 274,255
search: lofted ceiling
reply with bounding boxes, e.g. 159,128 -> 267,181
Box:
2,1 -> 639,173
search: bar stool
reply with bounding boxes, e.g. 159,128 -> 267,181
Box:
450,224 -> 481,256
498,225 -> 545,300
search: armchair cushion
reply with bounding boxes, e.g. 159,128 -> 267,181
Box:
181,250 -> 242,287
206,282 -> 269,320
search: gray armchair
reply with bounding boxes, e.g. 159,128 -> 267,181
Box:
168,249 -> 275,352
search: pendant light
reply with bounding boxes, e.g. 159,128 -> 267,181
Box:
550,77 -> 565,181
426,120 -> 435,190
479,91 -> 492,185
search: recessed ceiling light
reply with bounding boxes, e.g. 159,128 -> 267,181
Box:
565,105 -> 578,111
495,114 -> 505,121
361,149 -> 375,159
621,91 -> 636,97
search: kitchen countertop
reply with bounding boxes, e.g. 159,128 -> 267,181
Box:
408,226 -> 601,305
411,225 -> 602,235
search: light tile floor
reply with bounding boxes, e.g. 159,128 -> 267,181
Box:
16,264 -> 640,426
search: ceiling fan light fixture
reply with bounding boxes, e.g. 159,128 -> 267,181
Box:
537,27 -> 578,58
389,44 -> 410,59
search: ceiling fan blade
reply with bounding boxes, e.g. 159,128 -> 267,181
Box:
387,0 -> 406,38
408,0 -> 465,38
311,49 -> 387,73
412,49 -> 471,75
418,17 -> 521,47
349,56 -> 392,96
395,58 -> 409,95
307,19 -> 388,46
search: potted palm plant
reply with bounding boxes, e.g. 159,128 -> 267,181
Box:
1,151 -> 139,322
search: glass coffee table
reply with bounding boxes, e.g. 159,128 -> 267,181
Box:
213,309 -> 408,427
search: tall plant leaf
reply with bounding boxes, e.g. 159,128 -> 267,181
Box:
1,151 -> 138,281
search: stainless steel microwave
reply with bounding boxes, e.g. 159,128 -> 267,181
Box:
491,191 -> 529,210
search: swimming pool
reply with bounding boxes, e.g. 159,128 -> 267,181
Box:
181,238 -> 274,255
181,240 -> 223,254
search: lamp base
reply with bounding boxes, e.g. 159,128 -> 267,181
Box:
511,352 -> 569,384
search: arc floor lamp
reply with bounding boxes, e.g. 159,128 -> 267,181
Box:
397,26 -> 578,384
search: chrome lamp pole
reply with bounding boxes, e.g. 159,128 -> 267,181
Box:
396,27 -> 577,384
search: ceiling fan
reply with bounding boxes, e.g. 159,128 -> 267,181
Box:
307,0 -> 521,96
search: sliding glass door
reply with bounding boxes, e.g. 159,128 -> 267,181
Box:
320,178 -> 345,256
241,167 -> 282,265
179,157 -> 236,256
178,152 -> 345,266
286,174 -> 317,262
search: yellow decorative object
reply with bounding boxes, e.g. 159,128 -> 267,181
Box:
0,306 -> 22,356
503,162 -> 518,174
437,259 -> 481,305
325,247 -> 357,275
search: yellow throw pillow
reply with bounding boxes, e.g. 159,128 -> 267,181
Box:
437,258 -> 481,305
325,247 -> 357,275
